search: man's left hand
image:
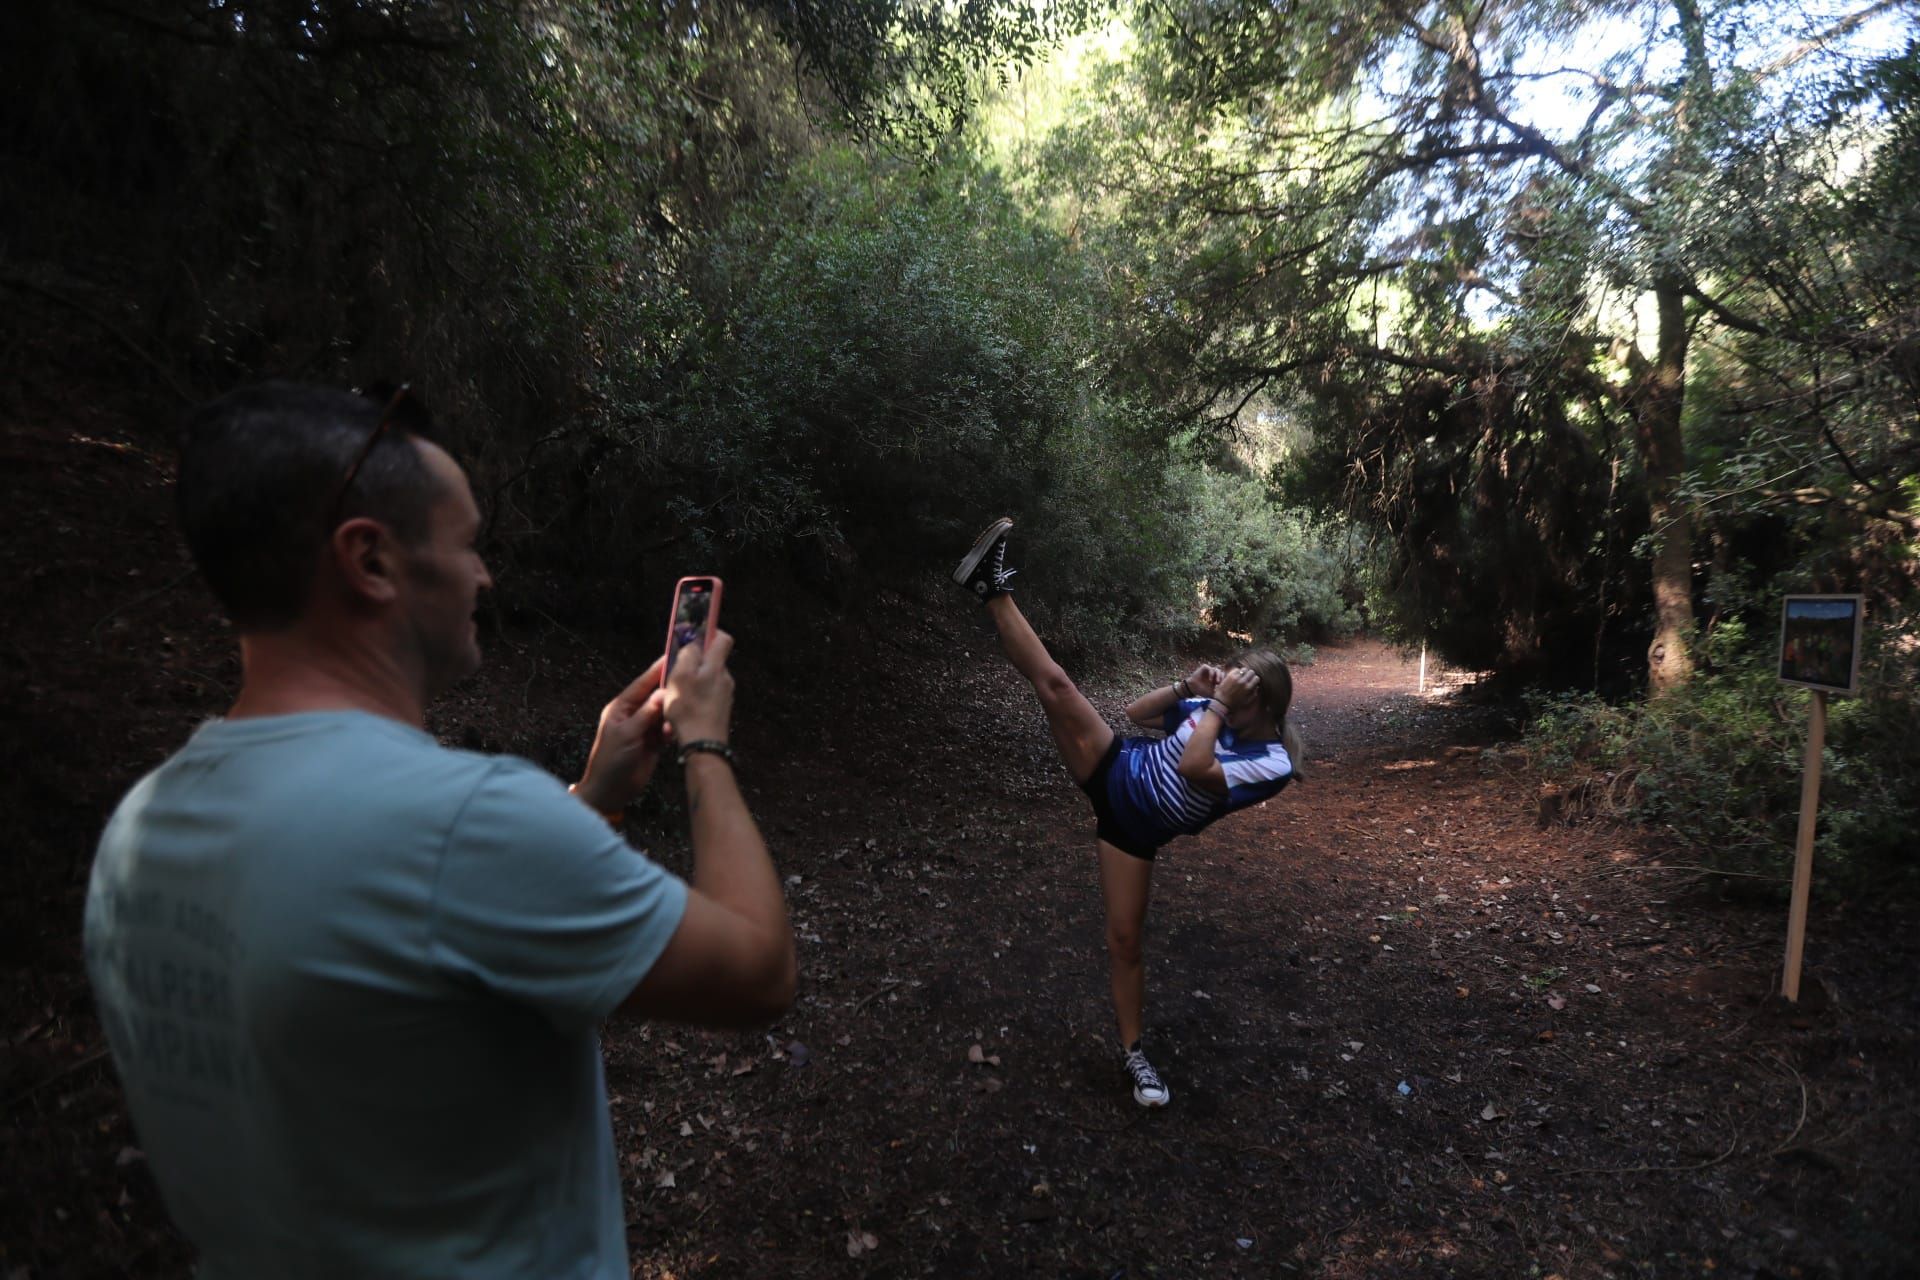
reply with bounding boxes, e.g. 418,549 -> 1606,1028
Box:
576,657 -> 668,816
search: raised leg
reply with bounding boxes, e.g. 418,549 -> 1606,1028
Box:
984,594 -> 1114,785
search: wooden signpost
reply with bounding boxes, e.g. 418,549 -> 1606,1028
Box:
1775,595 -> 1865,1002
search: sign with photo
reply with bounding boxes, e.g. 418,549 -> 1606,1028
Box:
1777,595 -> 1864,695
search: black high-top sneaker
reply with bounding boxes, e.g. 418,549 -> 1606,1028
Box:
952,517 -> 1017,601
1123,1042 -> 1170,1108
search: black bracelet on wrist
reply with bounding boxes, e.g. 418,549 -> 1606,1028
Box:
677,739 -> 735,767
1175,677 -> 1191,697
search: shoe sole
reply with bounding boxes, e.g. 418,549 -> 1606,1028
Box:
1132,1085 -> 1170,1108
952,517 -> 1014,586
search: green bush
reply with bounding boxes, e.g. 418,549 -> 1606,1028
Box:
1173,464 -> 1365,643
562,145 -> 1366,653
1522,617 -> 1920,882
10,9 -> 1371,658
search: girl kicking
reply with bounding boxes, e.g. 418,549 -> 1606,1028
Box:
954,518 -> 1301,1107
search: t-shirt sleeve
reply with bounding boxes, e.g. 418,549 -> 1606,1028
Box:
1161,697 -> 1208,735
1220,742 -> 1293,807
429,760 -> 689,1033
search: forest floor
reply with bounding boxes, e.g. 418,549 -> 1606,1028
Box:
3,376 -> 1919,1279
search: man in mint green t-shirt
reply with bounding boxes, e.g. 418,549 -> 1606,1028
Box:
83,383 -> 796,1279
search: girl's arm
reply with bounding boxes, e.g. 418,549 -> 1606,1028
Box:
1176,668 -> 1259,795
1125,664 -> 1222,727
1175,704 -> 1230,794
1124,682 -> 1184,727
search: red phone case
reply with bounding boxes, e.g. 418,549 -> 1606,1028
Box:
665,576 -> 722,673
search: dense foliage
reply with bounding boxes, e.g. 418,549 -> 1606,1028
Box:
1523,616 -> 1920,883
1043,0 -> 1918,679
4,0 -> 1914,865
1,0 -> 1360,652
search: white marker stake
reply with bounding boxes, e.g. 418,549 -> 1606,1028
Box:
1782,690 -> 1827,1002
1419,643 -> 1427,694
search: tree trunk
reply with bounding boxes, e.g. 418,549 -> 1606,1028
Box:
1638,275 -> 1695,694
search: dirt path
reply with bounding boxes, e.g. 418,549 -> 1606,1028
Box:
603,626 -> 1919,1279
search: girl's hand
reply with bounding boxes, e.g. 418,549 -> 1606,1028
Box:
1184,664 -> 1224,697
1217,666 -> 1260,710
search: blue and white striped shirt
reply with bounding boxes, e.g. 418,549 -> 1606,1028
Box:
1104,698 -> 1293,850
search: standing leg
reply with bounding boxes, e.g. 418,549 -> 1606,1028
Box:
984,594 -> 1114,786
1101,840 -> 1171,1107
1096,840 -> 1153,1048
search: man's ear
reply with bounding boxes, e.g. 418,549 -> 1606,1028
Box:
330,518 -> 402,605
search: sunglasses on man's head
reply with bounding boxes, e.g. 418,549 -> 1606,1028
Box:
330,382 -> 430,528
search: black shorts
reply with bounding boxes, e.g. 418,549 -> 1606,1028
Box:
1080,737 -> 1161,862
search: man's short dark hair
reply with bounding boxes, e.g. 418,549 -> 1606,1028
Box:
177,382 -> 447,631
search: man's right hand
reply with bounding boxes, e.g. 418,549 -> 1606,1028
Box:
621,626 -> 797,1029
663,630 -> 735,744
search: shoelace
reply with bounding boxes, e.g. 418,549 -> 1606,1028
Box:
988,538 -> 1017,589
1126,1052 -> 1164,1093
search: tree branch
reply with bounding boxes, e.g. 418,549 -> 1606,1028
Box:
1220,341 -> 1506,382
1682,282 -> 1774,340
1759,0 -> 1909,78
1760,486 -> 1920,533
1390,3 -> 1651,218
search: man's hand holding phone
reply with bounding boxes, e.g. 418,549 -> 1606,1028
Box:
575,656 -> 670,818
663,630 -> 734,747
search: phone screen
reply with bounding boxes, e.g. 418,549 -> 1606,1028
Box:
666,579 -> 715,675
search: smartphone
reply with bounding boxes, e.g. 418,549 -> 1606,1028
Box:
664,576 -> 722,676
